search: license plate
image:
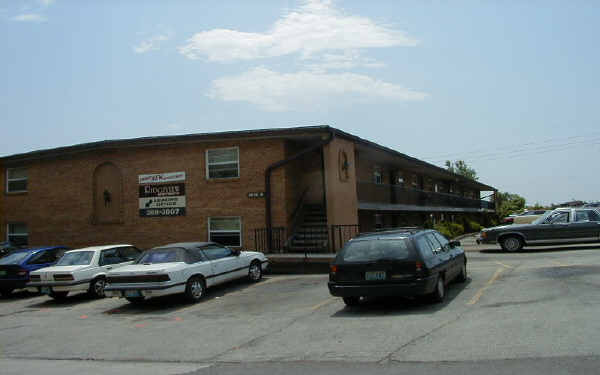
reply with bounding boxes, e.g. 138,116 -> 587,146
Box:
0,270 -> 6,276
365,271 -> 386,281
124,290 -> 142,298
40,286 -> 51,295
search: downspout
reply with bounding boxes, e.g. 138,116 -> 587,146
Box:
265,130 -> 335,251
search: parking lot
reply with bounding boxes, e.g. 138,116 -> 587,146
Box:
2,240 -> 600,374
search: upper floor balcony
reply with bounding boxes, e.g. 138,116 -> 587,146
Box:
357,181 -> 495,212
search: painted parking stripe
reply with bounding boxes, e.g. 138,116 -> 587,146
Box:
467,267 -> 505,305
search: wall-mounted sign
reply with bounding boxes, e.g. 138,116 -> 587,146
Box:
247,192 -> 265,198
138,171 -> 186,185
138,173 -> 186,217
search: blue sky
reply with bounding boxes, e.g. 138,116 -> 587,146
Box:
2,0 -> 599,205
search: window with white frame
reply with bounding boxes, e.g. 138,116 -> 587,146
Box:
7,223 -> 28,246
373,170 -> 383,185
208,217 -> 242,247
6,167 -> 28,193
206,147 -> 239,179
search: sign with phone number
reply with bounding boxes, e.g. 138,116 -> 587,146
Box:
139,208 -> 186,217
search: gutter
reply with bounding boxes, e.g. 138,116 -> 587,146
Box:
264,129 -> 336,251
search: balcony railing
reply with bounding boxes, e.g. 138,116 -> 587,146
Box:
357,182 -> 495,210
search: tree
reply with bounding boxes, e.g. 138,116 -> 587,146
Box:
445,160 -> 478,181
495,191 -> 526,219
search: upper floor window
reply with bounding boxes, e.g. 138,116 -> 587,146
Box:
373,170 -> 383,185
6,167 -> 27,193
206,147 -> 239,179
7,223 -> 28,246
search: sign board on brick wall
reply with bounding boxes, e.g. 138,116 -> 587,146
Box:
138,173 -> 186,217
138,171 -> 186,185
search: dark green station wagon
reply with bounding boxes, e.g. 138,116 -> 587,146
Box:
328,228 -> 467,306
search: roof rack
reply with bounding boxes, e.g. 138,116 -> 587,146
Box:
357,227 -> 424,237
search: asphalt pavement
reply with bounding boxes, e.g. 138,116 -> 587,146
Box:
1,240 -> 600,374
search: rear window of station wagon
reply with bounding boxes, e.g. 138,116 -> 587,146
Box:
338,239 -> 413,262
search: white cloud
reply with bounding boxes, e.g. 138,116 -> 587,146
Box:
133,33 -> 172,54
178,0 -> 417,62
306,50 -> 385,71
39,0 -> 55,7
208,67 -> 428,112
11,13 -> 47,22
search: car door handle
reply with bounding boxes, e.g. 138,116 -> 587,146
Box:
106,266 -> 113,270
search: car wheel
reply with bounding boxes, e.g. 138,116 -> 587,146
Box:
0,288 -> 14,297
184,276 -> 205,303
49,291 -> 69,300
248,261 -> 262,282
500,236 -> 523,252
343,297 -> 361,306
431,275 -> 446,303
125,297 -> 145,304
457,263 -> 467,283
88,277 -> 106,298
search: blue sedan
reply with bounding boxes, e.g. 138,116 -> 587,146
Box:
0,246 -> 69,297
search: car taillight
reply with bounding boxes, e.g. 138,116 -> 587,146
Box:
17,269 -> 28,276
30,274 -> 41,281
330,265 -> 338,274
415,261 -> 423,272
481,231 -> 487,239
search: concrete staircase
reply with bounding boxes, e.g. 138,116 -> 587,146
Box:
288,204 -> 329,252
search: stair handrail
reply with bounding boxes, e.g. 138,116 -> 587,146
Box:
285,187 -> 310,249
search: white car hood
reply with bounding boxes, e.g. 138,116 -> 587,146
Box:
108,262 -> 183,275
31,265 -> 89,274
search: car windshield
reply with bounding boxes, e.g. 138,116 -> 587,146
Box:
532,210 -> 555,224
0,251 -> 29,265
339,239 -> 412,262
135,248 -> 186,264
56,251 -> 94,266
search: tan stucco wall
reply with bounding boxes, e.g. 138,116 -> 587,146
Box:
323,137 -> 358,226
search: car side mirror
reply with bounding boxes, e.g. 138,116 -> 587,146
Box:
233,249 -> 241,256
449,240 -> 461,248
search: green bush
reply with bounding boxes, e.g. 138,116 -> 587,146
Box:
434,222 -> 464,239
465,220 -> 483,233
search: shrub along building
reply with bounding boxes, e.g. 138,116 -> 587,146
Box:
1,126 -> 496,253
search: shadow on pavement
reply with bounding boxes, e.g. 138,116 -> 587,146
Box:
102,277 -> 263,316
26,291 -> 100,308
0,290 -> 41,302
330,278 -> 472,317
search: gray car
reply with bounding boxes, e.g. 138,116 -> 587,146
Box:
479,207 -> 600,252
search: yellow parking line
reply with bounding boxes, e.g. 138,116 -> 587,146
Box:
310,297 -> 337,311
494,261 -> 514,269
467,267 -> 505,305
550,260 -> 568,267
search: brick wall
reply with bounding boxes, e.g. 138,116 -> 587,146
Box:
1,139 -> 288,250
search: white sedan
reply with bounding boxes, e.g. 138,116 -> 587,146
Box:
27,245 -> 142,299
104,242 -> 269,303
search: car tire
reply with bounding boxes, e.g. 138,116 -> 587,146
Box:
248,261 -> 262,282
343,297 -> 361,306
184,276 -> 205,303
430,275 -> 446,303
0,288 -> 14,297
88,277 -> 106,298
125,297 -> 145,304
500,236 -> 523,252
457,263 -> 467,283
49,291 -> 69,300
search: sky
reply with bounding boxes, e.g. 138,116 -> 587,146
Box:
1,0 -> 599,206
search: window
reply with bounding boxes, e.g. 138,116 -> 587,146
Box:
432,232 -> 450,249
547,211 -> 569,224
28,251 -> 57,265
206,147 -> 239,179
425,233 -> 444,253
416,235 -> 436,256
373,170 -> 383,184
339,239 -> 412,262
575,210 -> 600,222
6,167 -> 28,193
208,217 -> 242,247
118,246 -> 141,261
202,244 -> 234,260
56,251 -> 94,266
7,223 -> 28,246
99,248 -> 122,266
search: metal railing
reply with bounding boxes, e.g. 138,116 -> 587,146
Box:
357,182 -> 495,210
254,224 -> 361,253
